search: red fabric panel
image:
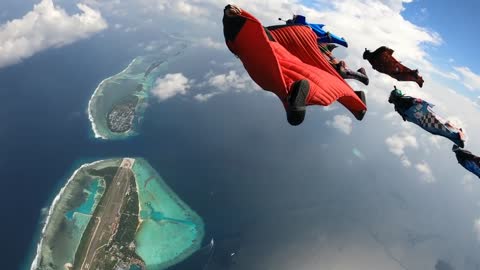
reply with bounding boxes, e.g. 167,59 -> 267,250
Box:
269,25 -> 366,112
226,11 -> 287,99
225,10 -> 366,115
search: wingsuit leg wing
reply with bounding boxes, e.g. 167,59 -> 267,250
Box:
265,24 -> 367,120
403,100 -> 465,147
222,6 -> 367,123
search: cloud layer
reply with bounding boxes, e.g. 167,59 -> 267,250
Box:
454,66 -> 480,91
0,0 -> 107,69
385,133 -> 418,167
151,73 -> 191,101
415,161 -> 435,183
326,115 -> 353,135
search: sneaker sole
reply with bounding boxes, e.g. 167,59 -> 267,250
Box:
354,91 -> 367,121
289,79 -> 310,111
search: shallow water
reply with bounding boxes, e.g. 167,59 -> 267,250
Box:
132,158 -> 204,270
88,46 -> 188,140
65,178 -> 101,220
30,160 -> 119,270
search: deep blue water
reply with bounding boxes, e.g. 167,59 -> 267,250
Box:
4,25 -> 476,270
0,29 -> 355,269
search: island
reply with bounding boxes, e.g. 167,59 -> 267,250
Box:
31,158 -> 204,270
87,46 -> 186,140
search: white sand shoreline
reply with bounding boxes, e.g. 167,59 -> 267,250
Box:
87,58 -> 138,140
30,160 -> 106,270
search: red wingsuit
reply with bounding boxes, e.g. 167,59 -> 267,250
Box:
222,6 -> 367,123
363,46 -> 424,88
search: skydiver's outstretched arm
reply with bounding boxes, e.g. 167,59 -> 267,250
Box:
393,96 -> 416,121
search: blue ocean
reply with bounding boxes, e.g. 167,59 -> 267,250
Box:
1,30 -> 328,269
3,23 -> 480,270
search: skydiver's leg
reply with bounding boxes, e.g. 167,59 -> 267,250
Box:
336,61 -> 369,85
286,79 -> 309,126
337,91 -> 367,121
421,114 -> 465,147
392,70 -> 424,87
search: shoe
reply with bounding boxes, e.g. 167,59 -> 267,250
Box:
417,77 -> 424,88
353,91 -> 367,121
288,79 -> 310,110
326,44 -> 338,52
357,67 -> 366,76
356,68 -> 369,85
287,80 -> 310,126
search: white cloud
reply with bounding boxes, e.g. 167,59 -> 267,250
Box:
385,133 -> 418,167
174,1 -> 209,16
326,115 -> 353,135
427,135 -> 443,149
453,66 -> 480,91
191,70 -> 262,101
0,0 -> 107,69
323,103 -> 339,111
475,218 -> 480,241
207,70 -> 260,92
415,161 -> 435,183
151,73 -> 191,101
194,92 -> 220,102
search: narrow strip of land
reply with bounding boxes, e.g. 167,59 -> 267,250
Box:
77,159 -> 135,270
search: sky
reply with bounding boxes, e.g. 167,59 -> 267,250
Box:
2,0 -> 480,269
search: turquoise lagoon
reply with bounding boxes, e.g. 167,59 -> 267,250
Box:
30,159 -> 121,270
133,158 -> 205,270
88,45 -> 188,140
31,158 -> 204,270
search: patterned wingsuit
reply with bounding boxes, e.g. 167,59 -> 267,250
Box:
389,88 -> 465,147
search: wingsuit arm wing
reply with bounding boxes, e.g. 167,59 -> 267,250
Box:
375,46 -> 394,56
394,106 -> 407,121
385,47 -> 394,55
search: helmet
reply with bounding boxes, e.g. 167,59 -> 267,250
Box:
388,87 -> 403,103
363,48 -> 371,60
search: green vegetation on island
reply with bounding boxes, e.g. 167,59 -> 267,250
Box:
73,159 -> 144,270
87,44 -> 187,140
31,158 -> 204,270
